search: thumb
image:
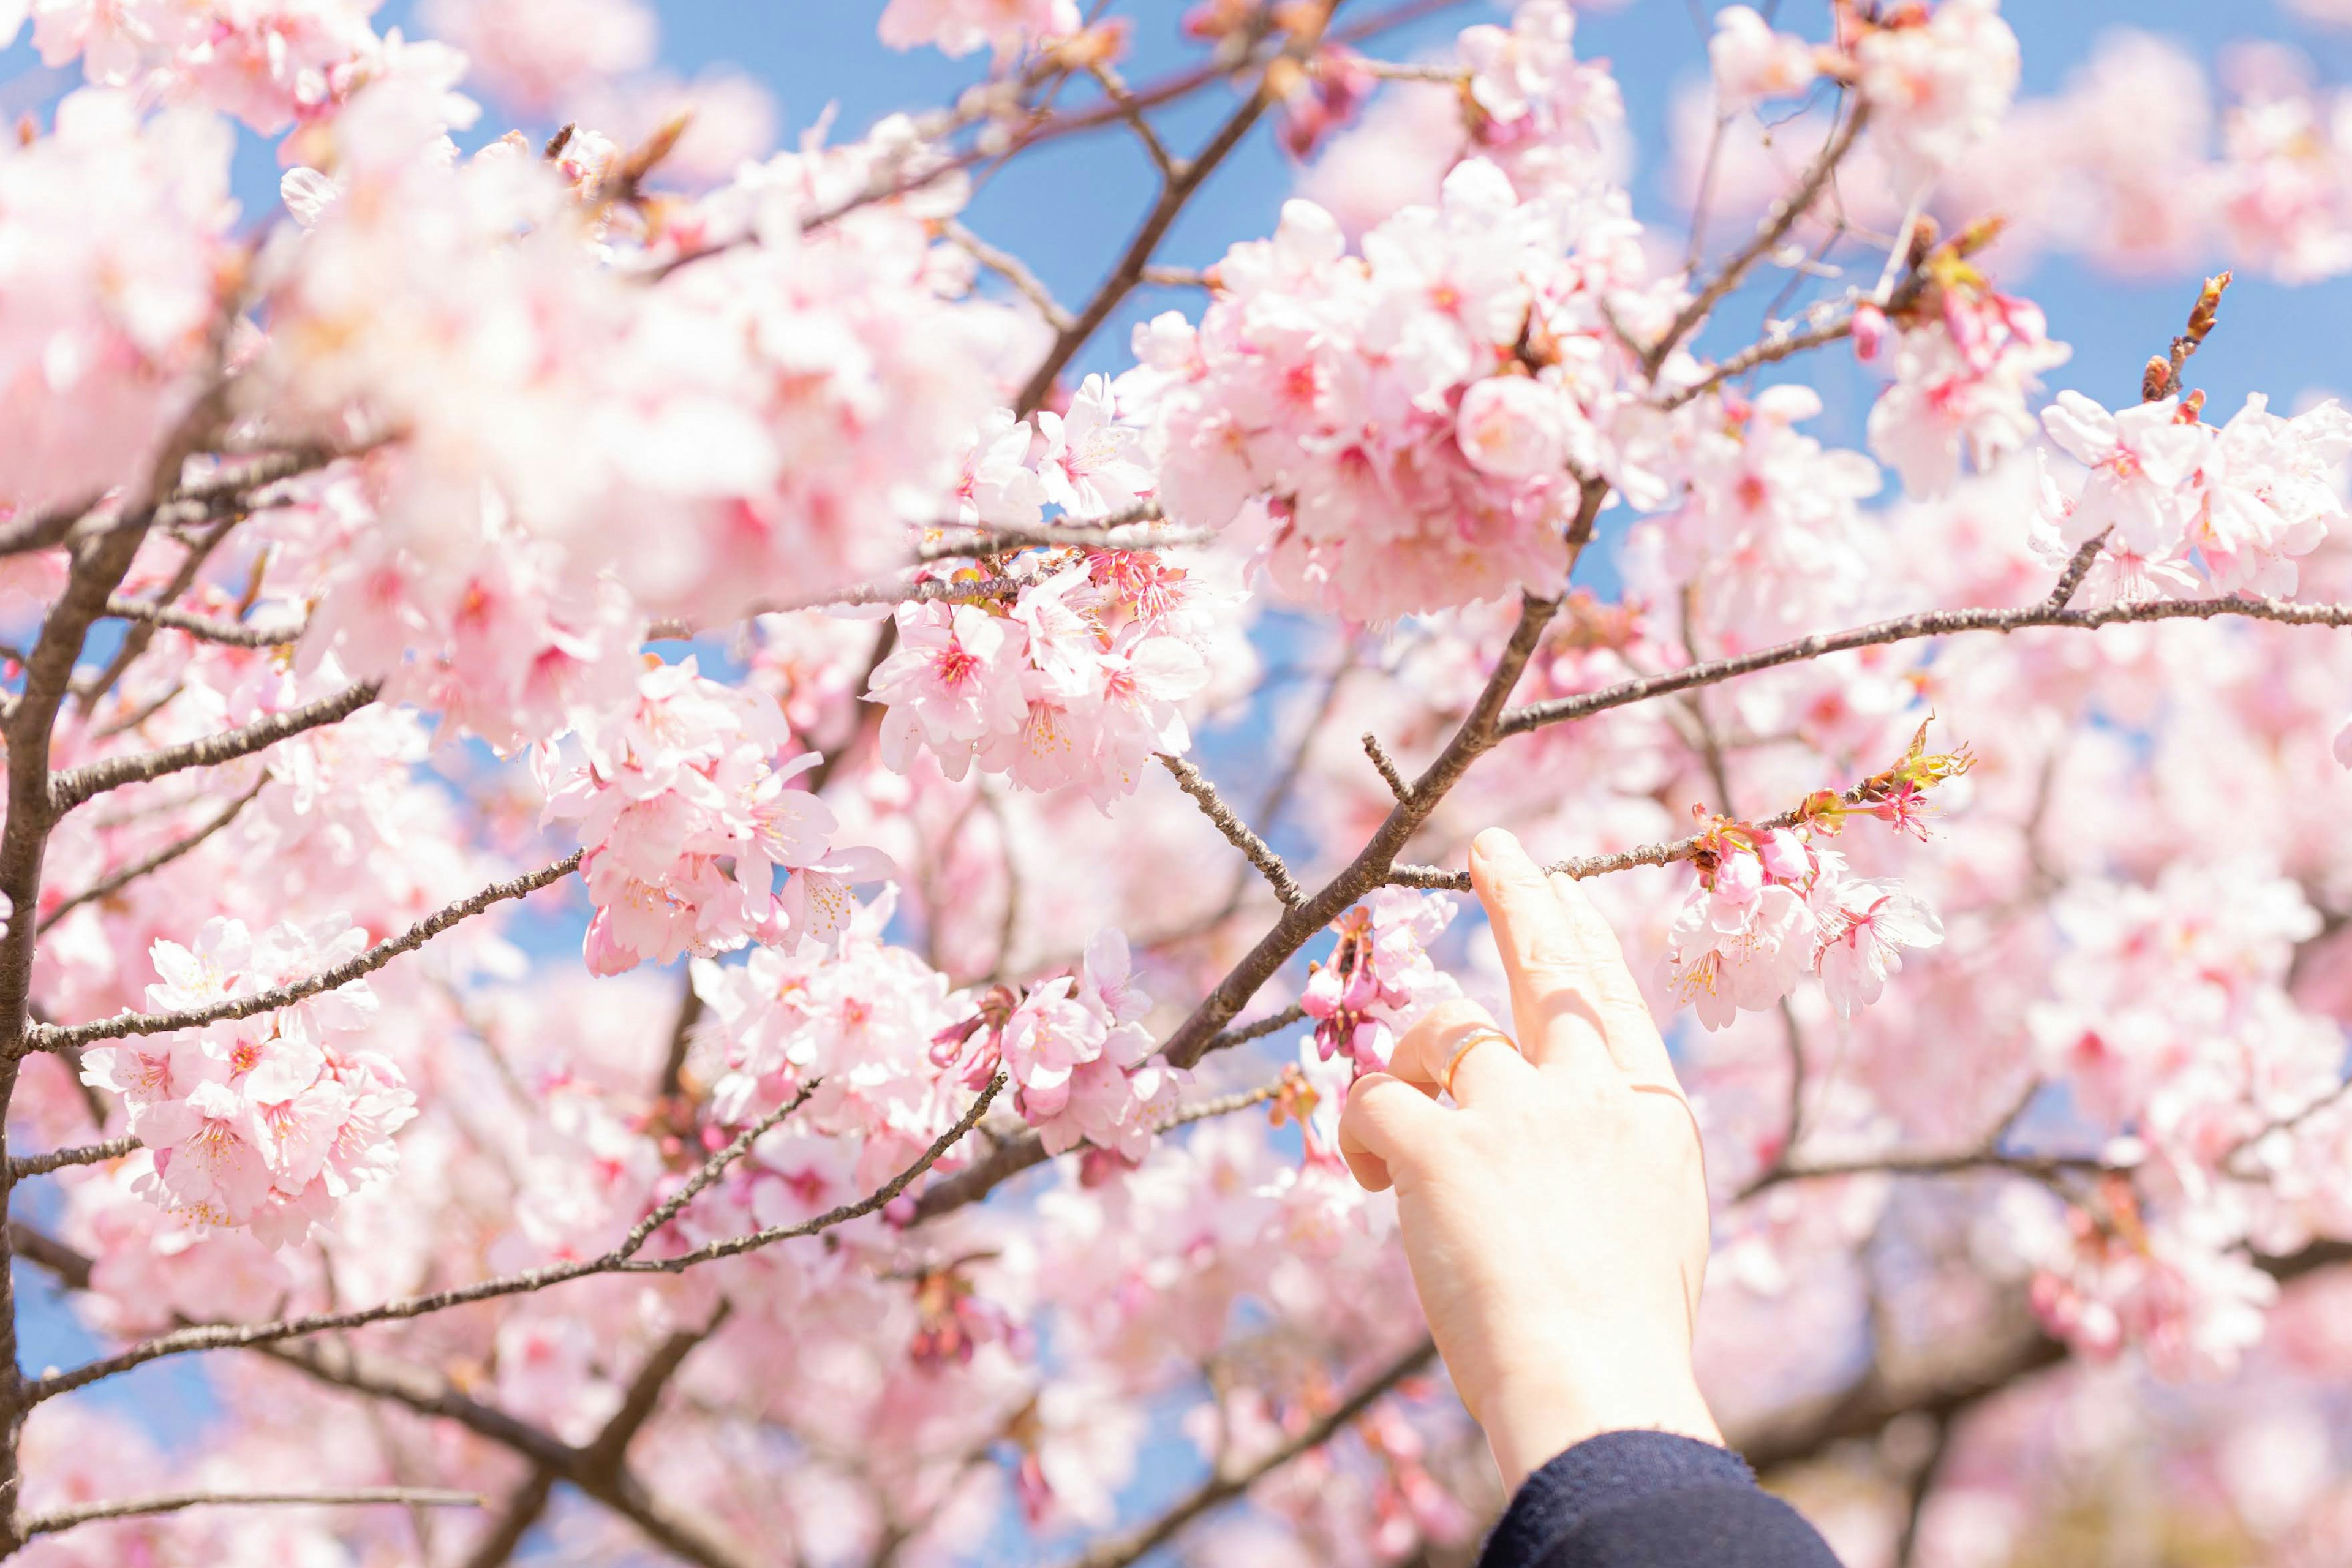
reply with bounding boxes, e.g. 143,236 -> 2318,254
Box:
1338,1071 -> 1444,1193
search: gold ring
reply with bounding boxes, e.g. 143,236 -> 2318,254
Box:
1441,1028 -> 1514,1099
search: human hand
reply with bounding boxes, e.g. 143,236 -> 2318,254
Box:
1338,827 -> 1722,1490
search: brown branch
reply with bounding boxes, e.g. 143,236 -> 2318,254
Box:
1656,314 -> 1858,413
50,680 -> 381,813
1497,594 -> 2352,741
37,777 -> 268,935
23,1488 -> 482,1536
1063,1336 -> 1438,1568
947,221 -> 1074,331
910,1049 -> 1298,1223
1158,475 -> 1611,1072
656,982 -> 704,1100
23,1077 -> 1001,1398
1741,1240 -> 2352,1474
0,387 -> 197,1529
1361,733 -> 1411,803
1643,103 -> 1871,379
467,1301 -> 741,1568
2042,532 -> 2110,613
100,595 -> 303,650
644,573 -> 1020,641
1014,67 -> 1283,415
616,1084 -> 819,1262
4,1137 -> 139,1185
1384,774 -> 1882,892
1159,754 -> 1304,908
458,1472 -> 557,1568
917,510 -> 1209,562
4,1221 -> 755,1568
26,853 -> 583,1055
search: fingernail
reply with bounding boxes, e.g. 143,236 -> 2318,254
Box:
1471,827 -> 1519,865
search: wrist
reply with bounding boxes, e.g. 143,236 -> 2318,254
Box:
1479,1358 -> 1723,1493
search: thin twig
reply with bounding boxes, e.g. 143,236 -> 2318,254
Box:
4,1136 -> 140,1184
1497,593 -> 2352,741
1656,313 -> 1859,412
1015,59 -> 1291,414
100,595 -> 303,650
23,1489 -> 483,1536
1159,754 -> 1304,908
645,575 -> 1019,641
1643,102 -> 1871,379
1063,1336 -> 1438,1568
24,1077 -> 1003,1400
38,777 -> 268,935
26,854 -> 582,1055
1385,775 -> 1882,892
946,221 -> 1074,331
1360,733 -> 1411,802
50,680 -> 380,813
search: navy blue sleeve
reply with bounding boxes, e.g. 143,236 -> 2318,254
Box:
1476,1431 -> 1842,1568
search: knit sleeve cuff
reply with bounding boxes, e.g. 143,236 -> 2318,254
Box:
1479,1430 -> 1758,1565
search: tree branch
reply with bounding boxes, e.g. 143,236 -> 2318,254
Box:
1385,774 -> 1883,893
50,680 -> 381,813
910,1048 -> 1298,1223
3,1137 -> 139,1185
1157,475 -> 1610,1071
37,777 -> 268,935
23,1077 -> 1001,1398
1740,1240 -> 2352,1473
1643,102 -> 1871,379
100,595 -> 303,650
1361,733 -> 1411,803
1014,58 -> 1285,415
1497,593 -> 2352,741
22,1488 -> 482,1537
1063,1336 -> 1438,1568
26,853 -> 582,1055
1158,754 -> 1304,908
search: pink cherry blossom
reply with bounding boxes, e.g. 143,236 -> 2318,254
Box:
878,0 -> 1079,59
1303,890 -> 1460,1076
1709,6 -> 1819,111
1814,878 -> 1944,1019
2039,392 -> 2212,554
1854,0 -> 2021,184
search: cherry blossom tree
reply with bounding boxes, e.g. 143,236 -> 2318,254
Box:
8,1 -> 2352,1564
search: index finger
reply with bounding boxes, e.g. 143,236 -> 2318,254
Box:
1468,828 -> 1615,1072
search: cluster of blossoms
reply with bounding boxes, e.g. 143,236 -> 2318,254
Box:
245,71 -> 1030,745
0,91 -> 237,519
1859,232 -> 2076,497
2010,1182 -> 2282,1379
1302,890 -> 1462,1077
933,930 -> 1182,1162
1630,385 -> 1885,645
687,889 -> 970,1190
1660,740 -> 1968,1030
2038,388 -> 2352,605
870,421 -> 1226,805
80,918 -> 414,1245
1118,157 -> 1654,622
418,0 -> 655,116
1684,3 -> 2352,292
16,0 -> 413,136
880,0 -> 1079,60
540,658 -> 893,975
1704,0 -> 2021,185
